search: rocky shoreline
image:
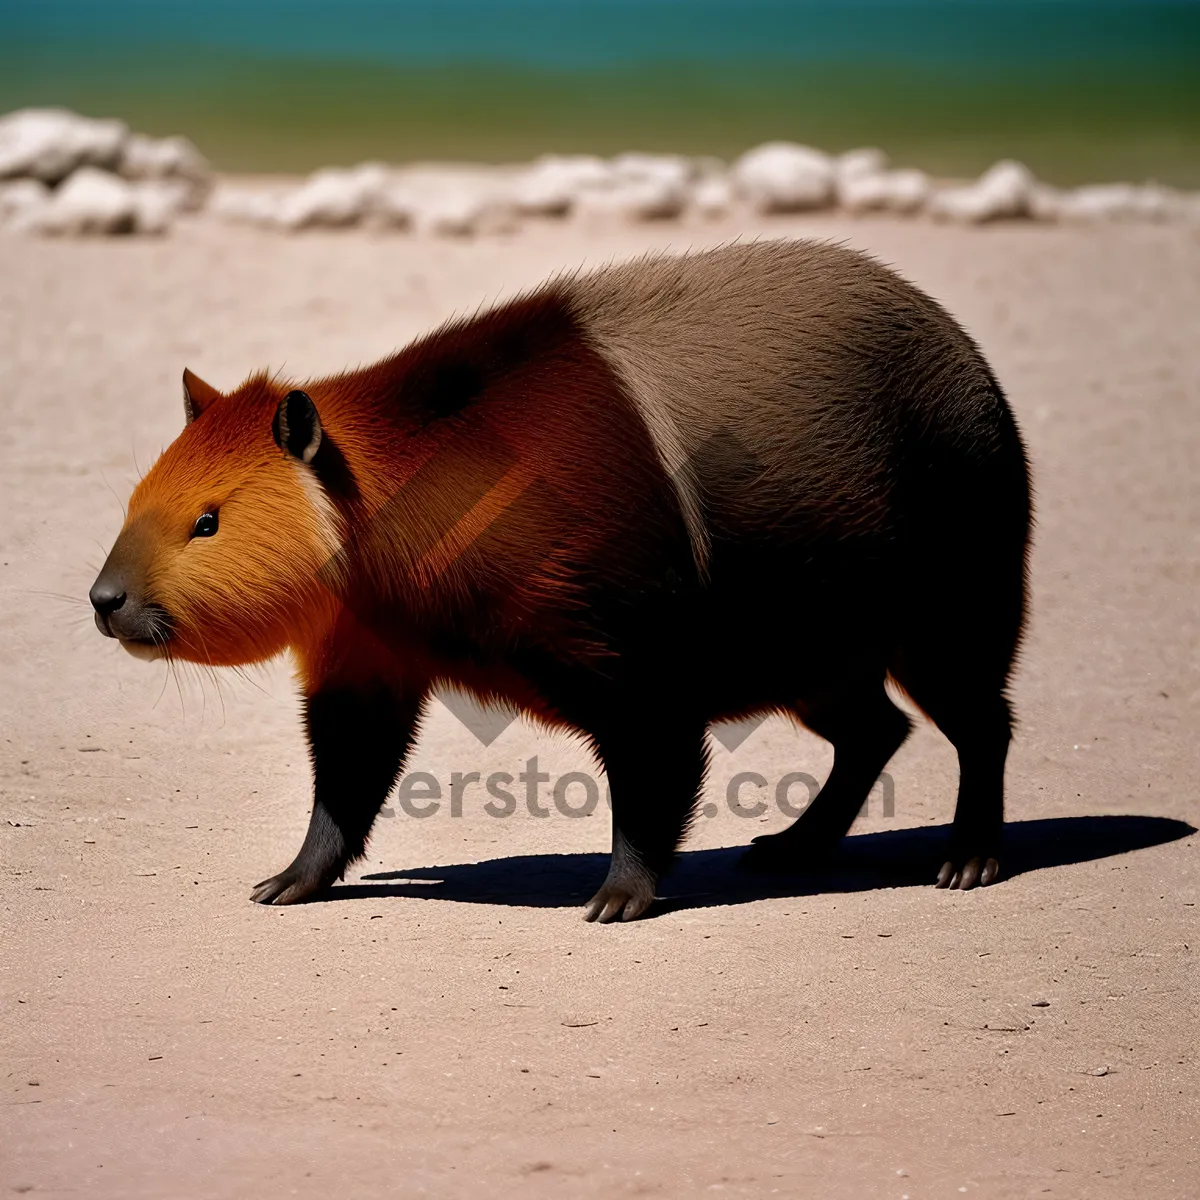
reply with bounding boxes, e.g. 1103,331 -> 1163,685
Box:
3,107 -> 1198,238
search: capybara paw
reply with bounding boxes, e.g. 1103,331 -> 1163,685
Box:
583,878 -> 656,923
250,864 -> 338,905
935,855 -> 1000,890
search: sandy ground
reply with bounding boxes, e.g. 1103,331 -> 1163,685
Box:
1,211 -> 1198,1199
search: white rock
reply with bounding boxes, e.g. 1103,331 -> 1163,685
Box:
1059,182 -> 1140,220
119,133 -> 212,208
928,185 -> 993,223
276,163 -> 389,230
575,174 -> 688,222
0,108 -> 128,184
622,154 -> 695,217
411,185 -> 518,237
1055,182 -> 1177,222
692,173 -> 734,217
119,132 -> 209,180
1026,183 -> 1064,221
732,142 -> 836,212
366,165 -> 520,236
130,180 -> 194,234
370,180 -> 418,229
611,152 -> 693,186
837,147 -> 890,183
210,183 -> 289,227
979,159 -> 1037,205
566,153 -> 692,221
512,153 -> 695,223
412,187 -> 489,236
19,167 -> 137,235
1135,184 -> 1183,220
0,177 -> 50,223
929,160 -> 1036,223
509,164 -> 576,217
510,155 -> 615,216
839,167 -> 931,215
537,154 -> 613,190
881,168 -> 931,214
836,172 -> 880,212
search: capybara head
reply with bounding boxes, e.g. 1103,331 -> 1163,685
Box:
89,370 -> 337,666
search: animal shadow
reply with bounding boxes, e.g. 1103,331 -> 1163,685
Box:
334,815 -> 1195,915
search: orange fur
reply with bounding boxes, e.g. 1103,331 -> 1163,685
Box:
115,289 -> 675,711
127,374 -> 342,667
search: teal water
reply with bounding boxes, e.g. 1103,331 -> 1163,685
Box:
2,1 -> 1198,182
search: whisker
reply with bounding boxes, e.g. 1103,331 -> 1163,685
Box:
230,664 -> 272,699
190,626 -> 228,725
22,589 -> 91,607
153,657 -> 172,709
142,621 -> 181,714
196,661 -> 218,725
100,469 -> 127,520
209,665 -> 228,725
168,655 -> 186,716
179,659 -> 204,723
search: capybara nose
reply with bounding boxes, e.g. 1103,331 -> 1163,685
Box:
90,577 -> 127,635
90,579 -> 126,617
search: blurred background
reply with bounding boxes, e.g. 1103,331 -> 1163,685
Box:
3,0 -> 1199,184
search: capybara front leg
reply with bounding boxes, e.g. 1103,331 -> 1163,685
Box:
251,682 -> 422,905
584,712 -> 708,923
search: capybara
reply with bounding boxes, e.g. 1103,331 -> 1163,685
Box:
90,240 -> 1032,921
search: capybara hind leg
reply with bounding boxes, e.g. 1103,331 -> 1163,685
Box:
252,683 -> 421,905
930,697 -> 1010,890
743,684 -> 910,870
894,661 -> 1012,889
584,712 -> 708,923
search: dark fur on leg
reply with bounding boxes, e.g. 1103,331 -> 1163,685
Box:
929,696 -> 1011,890
584,706 -> 709,923
251,681 -> 423,904
743,681 -> 911,870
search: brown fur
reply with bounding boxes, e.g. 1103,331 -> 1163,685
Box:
91,240 -> 1032,918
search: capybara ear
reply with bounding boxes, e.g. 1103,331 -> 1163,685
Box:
182,368 -> 222,425
272,390 -> 323,464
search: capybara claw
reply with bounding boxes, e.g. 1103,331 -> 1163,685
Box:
583,883 -> 654,923
250,869 -> 329,905
935,856 -> 1000,890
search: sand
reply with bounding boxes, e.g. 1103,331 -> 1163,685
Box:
1,211 -> 1198,1198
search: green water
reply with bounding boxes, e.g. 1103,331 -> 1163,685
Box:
3,1 -> 1199,184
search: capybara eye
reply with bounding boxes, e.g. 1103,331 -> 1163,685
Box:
192,512 -> 219,538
